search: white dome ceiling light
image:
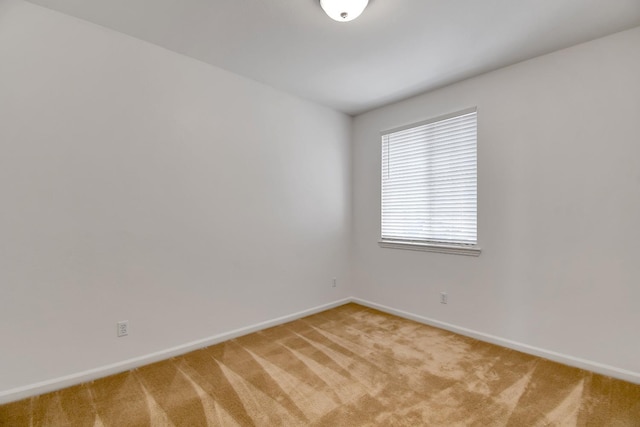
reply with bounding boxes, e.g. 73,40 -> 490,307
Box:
320,0 -> 369,22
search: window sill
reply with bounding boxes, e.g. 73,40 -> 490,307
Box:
378,240 -> 481,256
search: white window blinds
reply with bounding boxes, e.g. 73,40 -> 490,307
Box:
381,109 -> 477,246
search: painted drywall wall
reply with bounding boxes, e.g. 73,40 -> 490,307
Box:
352,27 -> 640,375
0,0 -> 351,396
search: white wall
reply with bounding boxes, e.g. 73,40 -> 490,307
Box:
352,27 -> 640,377
0,0 -> 351,397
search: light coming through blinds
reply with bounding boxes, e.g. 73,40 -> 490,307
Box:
381,109 -> 477,246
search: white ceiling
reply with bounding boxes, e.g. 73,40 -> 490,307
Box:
25,0 -> 640,115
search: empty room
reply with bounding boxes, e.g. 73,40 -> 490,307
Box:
1,0 -> 639,425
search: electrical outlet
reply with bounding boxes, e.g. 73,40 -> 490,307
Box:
117,320 -> 129,337
332,277 -> 337,288
440,292 -> 448,304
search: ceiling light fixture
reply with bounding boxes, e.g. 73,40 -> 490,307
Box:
320,0 -> 369,22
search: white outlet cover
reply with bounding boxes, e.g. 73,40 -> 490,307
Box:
117,320 -> 129,337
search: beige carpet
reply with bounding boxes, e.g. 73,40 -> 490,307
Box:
1,303 -> 639,426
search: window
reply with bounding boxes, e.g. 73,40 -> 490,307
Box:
380,108 -> 480,256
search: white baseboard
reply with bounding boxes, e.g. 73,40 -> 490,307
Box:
352,297 -> 640,385
3,296 -> 638,405
0,298 -> 352,405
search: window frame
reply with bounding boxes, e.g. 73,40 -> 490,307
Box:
378,107 -> 481,256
